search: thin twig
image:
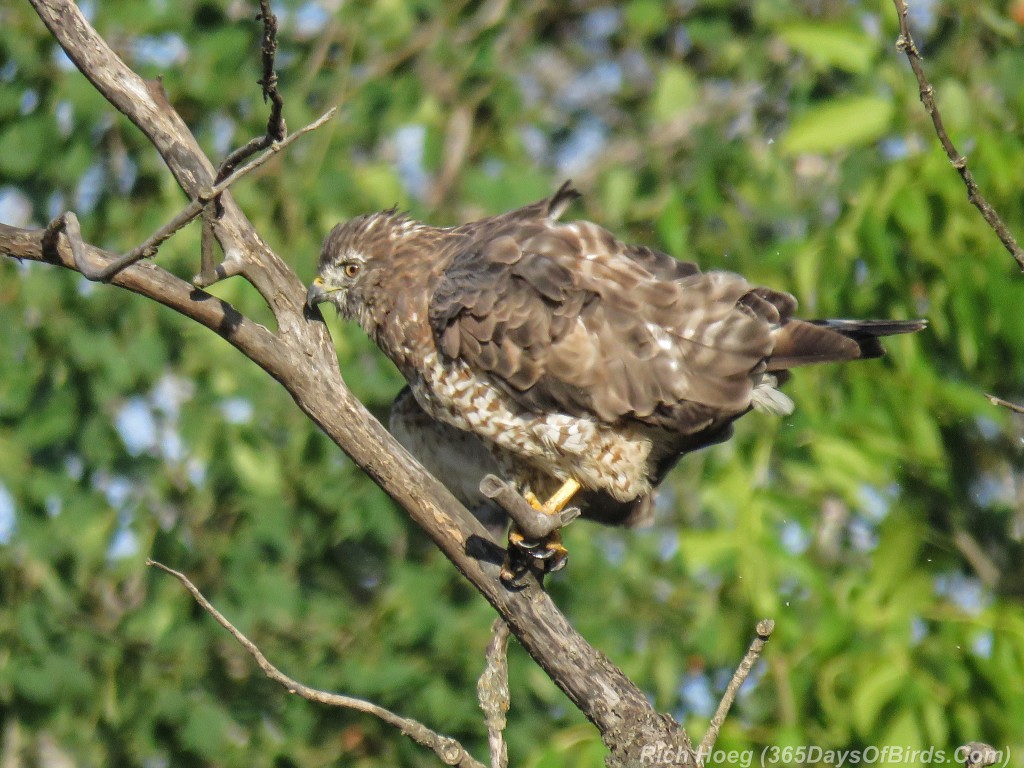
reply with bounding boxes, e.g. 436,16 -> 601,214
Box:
45,108 -> 336,283
986,393 -> 1024,415
257,0 -> 286,135
960,742 -> 1000,768
215,0 -> 287,184
147,559 -> 484,768
477,619 -> 510,768
892,0 -> 1024,271
698,619 -> 774,765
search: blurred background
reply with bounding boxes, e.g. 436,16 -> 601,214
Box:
2,1 -> 1023,765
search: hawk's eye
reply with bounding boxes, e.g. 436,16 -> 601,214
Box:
343,262 -> 361,278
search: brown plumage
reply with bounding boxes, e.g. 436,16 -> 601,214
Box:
387,385 -> 658,531
307,182 -> 924,529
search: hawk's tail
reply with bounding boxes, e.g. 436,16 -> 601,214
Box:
766,317 -> 926,371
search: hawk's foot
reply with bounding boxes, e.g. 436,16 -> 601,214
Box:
500,528 -> 570,587
480,474 -> 581,587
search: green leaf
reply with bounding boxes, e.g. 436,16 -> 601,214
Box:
181,698 -> 237,757
778,23 -> 877,74
625,0 -> 663,36
600,168 -> 637,227
0,115 -> 49,180
652,64 -> 697,124
230,441 -> 283,496
782,95 -> 894,154
851,660 -> 907,735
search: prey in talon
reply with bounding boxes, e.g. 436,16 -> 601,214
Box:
307,182 -> 925,587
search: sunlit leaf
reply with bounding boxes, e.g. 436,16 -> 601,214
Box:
782,96 -> 894,154
778,24 -> 877,74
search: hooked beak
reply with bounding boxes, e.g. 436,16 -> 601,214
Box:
305,276 -> 331,312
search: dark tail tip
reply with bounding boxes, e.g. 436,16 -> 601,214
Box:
810,318 -> 927,359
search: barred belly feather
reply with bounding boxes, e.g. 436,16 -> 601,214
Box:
414,352 -> 654,502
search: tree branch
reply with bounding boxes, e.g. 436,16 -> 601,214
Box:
698,619 -> 774,765
27,0 -> 305,320
43,108 -> 334,284
986,393 -> 1024,415
5,2 -> 705,763
891,0 -> 1024,271
213,0 -> 287,185
477,619 -> 510,768
147,560 -> 484,768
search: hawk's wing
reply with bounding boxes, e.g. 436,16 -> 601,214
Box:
428,213 -> 793,431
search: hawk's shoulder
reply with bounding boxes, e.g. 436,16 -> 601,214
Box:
426,185 -> 785,432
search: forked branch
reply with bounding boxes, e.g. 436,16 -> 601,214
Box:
42,109 -> 334,284
6,3 -> 704,764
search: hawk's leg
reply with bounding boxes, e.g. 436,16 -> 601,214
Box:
538,478 -> 583,515
516,477 -> 580,568
481,475 -> 582,586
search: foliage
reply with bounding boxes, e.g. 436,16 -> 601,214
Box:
2,0 -> 1024,765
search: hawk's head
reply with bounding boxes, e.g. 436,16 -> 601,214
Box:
305,211 -> 405,321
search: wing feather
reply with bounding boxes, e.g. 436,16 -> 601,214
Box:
427,210 -> 780,432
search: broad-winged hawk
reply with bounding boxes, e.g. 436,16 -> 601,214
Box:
307,182 -> 924,580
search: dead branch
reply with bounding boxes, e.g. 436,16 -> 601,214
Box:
214,0 -> 287,184
986,393 -> 1024,415
891,0 -> 1024,271
698,619 -> 774,765
147,560 -> 484,768
5,2 -> 704,764
42,109 -> 334,284
477,619 -> 511,768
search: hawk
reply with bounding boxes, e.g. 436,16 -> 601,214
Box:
306,182 -> 924,581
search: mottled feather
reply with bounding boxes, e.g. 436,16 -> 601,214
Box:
311,182 -> 925,513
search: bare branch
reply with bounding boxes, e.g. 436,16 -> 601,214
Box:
190,107 -> 337,287
66,108 -> 334,283
477,620 -> 510,768
40,108 -> 334,284
11,4 -> 708,763
698,619 -> 774,764
986,393 -> 1024,415
960,742 -> 1000,768
147,560 -> 484,768
214,0 -> 287,184
28,0 -> 310,324
891,0 -> 1024,271
5,222 -> 278,359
